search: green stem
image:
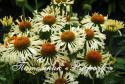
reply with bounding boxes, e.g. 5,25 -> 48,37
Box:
69,4 -> 72,16
22,6 -> 25,20
37,76 -> 40,84
108,35 -> 114,52
92,79 -> 95,84
35,0 -> 38,11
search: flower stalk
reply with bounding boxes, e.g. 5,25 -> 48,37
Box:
35,0 -> 38,11
22,6 -> 25,20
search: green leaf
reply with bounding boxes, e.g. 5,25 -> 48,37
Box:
108,2 -> 116,15
116,57 -> 125,65
113,57 -> 125,71
0,77 -> 6,81
24,4 -> 34,12
114,64 -> 125,71
103,71 -> 125,84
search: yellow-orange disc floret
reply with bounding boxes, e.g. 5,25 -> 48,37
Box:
54,78 -> 68,84
14,36 -> 30,50
85,29 -> 94,40
41,43 -> 56,56
91,13 -> 105,24
61,31 -> 75,42
18,21 -> 32,32
86,50 -> 102,65
43,15 -> 56,25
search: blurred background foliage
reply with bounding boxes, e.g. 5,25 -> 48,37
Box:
0,0 -> 125,21
0,0 -> 125,84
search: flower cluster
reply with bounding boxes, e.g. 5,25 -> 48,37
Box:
0,0 -> 124,83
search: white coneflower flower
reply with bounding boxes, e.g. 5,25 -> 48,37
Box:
31,6 -> 66,33
104,19 -> 124,32
78,50 -> 114,79
33,40 -> 61,66
51,26 -> 85,54
82,27 -> 106,53
81,13 -> 107,32
1,35 -> 37,64
10,16 -> 33,36
44,71 -> 78,84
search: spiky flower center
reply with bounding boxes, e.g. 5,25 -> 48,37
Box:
19,21 -> 31,32
91,13 -> 104,24
61,31 -> 75,42
54,78 -> 68,84
108,23 -> 116,28
43,15 -> 56,25
85,29 -> 94,40
41,43 -> 56,56
14,36 -> 30,50
86,50 -> 102,65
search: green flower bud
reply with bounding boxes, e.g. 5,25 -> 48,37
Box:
16,0 -> 26,7
83,4 -> 92,11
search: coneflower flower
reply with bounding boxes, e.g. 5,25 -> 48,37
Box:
81,12 -> 107,32
51,26 -> 85,54
78,50 -> 114,79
